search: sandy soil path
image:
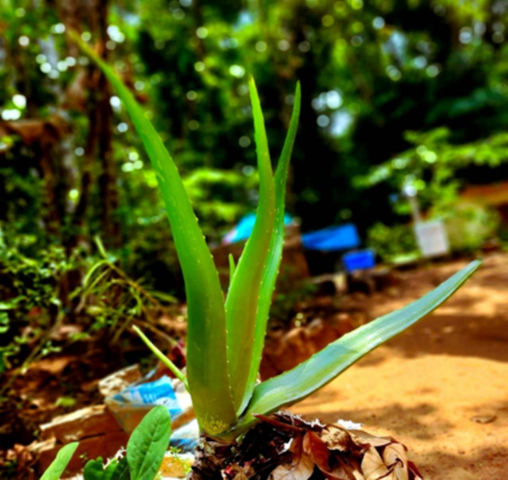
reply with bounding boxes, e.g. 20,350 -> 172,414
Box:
294,254 -> 508,479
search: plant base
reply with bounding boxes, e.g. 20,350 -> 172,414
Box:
190,412 -> 423,479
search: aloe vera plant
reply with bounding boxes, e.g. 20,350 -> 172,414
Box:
71,32 -> 481,440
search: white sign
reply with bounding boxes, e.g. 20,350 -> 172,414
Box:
414,220 -> 450,258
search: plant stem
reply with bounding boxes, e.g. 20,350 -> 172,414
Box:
132,325 -> 188,389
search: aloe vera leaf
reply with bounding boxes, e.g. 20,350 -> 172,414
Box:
41,442 -> 79,480
233,260 -> 480,432
71,32 -> 236,434
238,83 -> 301,414
224,78 -> 277,413
228,253 -> 236,279
127,406 -> 171,480
133,325 -> 188,388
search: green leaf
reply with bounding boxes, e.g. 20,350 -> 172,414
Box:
113,458 -> 130,480
0,312 -> 9,333
71,32 -> 236,434
127,406 -> 171,480
82,260 -> 109,288
228,253 -> 236,280
233,260 -> 480,433
225,78 -> 277,413
83,459 -> 106,480
240,82 -> 301,414
84,457 -> 130,480
0,300 -> 17,310
41,442 -> 79,480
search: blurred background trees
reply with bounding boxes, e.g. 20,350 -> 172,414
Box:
1,0 -> 507,302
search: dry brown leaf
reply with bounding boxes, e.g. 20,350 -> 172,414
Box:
407,461 -> 424,480
270,435 -> 315,480
270,452 -> 315,480
382,444 -> 408,480
321,425 -> 354,452
361,447 -> 390,480
303,431 -> 330,469
382,444 -> 407,466
350,430 -> 393,448
339,457 -> 366,480
303,432 -> 353,480
323,461 -> 356,480
333,456 -> 368,480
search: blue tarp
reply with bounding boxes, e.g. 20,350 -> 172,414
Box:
301,223 -> 360,251
223,212 -> 293,244
223,214 -> 361,253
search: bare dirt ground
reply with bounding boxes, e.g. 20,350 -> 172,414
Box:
295,254 -> 508,479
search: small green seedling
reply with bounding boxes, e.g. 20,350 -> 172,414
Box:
71,31 -> 480,440
41,405 -> 171,479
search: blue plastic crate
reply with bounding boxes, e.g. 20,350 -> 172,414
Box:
343,249 -> 376,272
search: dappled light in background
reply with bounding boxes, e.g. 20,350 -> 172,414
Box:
1,1 -> 508,478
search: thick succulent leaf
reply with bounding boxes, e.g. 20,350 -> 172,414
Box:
233,260 -> 480,432
127,406 -> 171,480
228,253 -> 236,281
239,83 -> 301,414
225,78 -> 276,413
41,442 -> 79,480
72,32 -> 236,434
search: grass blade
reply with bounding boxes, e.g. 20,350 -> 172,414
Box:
71,32 -> 236,434
239,83 -> 301,414
225,78 -> 277,413
232,260 -> 481,433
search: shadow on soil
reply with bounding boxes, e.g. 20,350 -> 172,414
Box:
301,402 -> 451,442
301,400 -> 508,478
417,445 -> 508,479
352,257 -> 508,366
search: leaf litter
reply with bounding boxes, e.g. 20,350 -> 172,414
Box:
190,412 -> 423,480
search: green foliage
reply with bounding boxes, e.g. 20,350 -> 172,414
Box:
0,227 -> 75,373
74,238 -> 177,342
1,2 -> 507,363
0,228 -> 175,378
40,442 -> 79,480
367,222 -> 419,263
2,0 -> 508,262
0,228 -> 70,313
183,167 -> 259,242
268,278 -> 318,330
41,406 -> 171,480
359,128 -> 508,216
126,405 -> 172,480
76,35 -> 480,441
433,202 -> 500,254
83,457 -> 130,480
